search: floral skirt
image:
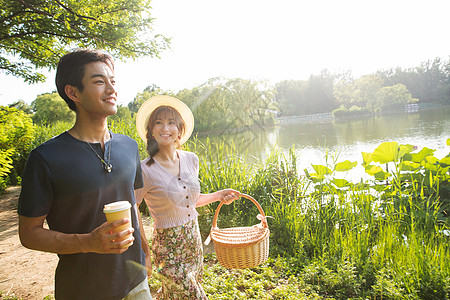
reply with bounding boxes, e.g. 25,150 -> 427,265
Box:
152,218 -> 207,300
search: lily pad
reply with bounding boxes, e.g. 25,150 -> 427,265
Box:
372,142 -> 399,164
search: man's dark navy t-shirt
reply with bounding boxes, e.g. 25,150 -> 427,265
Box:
18,131 -> 146,300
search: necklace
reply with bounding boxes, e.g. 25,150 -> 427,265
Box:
74,127 -> 113,173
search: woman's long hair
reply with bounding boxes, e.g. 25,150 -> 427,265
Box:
146,106 -> 186,166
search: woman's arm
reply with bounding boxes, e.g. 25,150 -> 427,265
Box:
196,189 -> 240,207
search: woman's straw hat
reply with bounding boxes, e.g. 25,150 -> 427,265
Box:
135,95 -> 194,145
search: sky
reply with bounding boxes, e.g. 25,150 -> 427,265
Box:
1,0 -> 449,107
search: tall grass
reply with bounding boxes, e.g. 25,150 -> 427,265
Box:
190,137 -> 450,299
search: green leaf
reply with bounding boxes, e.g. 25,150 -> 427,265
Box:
372,141 -> 399,163
312,164 -> 332,176
332,178 -> 351,188
361,152 -> 373,166
426,156 -> 438,164
334,160 -> 357,172
374,171 -> 390,181
365,164 -> 384,176
439,157 -> 450,166
398,144 -> 415,159
424,162 -> 438,173
411,147 -> 435,163
308,173 -> 323,182
399,161 -> 420,171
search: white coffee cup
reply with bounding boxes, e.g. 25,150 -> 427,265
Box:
103,201 -> 133,248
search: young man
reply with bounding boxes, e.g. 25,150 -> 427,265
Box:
18,49 -> 152,299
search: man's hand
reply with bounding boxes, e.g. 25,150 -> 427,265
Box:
87,219 -> 135,254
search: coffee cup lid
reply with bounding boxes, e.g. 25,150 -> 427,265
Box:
103,201 -> 131,213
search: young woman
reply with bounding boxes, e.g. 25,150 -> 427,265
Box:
135,95 -> 240,299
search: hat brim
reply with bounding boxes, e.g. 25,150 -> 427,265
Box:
135,95 -> 194,145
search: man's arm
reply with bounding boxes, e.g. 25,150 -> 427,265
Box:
19,215 -> 134,254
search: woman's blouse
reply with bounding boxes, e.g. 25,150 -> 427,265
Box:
135,150 -> 201,229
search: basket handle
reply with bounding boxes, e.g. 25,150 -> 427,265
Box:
212,193 -> 269,229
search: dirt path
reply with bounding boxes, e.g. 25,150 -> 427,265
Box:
0,186 -> 154,300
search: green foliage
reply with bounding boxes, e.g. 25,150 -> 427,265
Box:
361,141 -> 450,223
32,121 -> 73,150
108,105 -> 133,124
31,92 -> 75,125
378,57 -> 450,104
127,85 -> 173,114
378,83 -> 419,109
202,258 -> 317,299
9,100 -> 32,114
276,70 -> 337,117
1,0 -> 169,83
0,106 -> 34,189
0,148 -> 14,190
191,137 -> 450,299
178,77 -> 277,133
332,105 -> 370,118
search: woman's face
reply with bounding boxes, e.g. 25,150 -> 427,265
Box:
151,116 -> 180,147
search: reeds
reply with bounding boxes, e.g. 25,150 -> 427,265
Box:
190,137 -> 450,298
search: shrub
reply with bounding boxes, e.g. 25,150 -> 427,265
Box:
0,107 -> 35,190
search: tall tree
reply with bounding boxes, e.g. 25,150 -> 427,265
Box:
1,0 -> 170,83
31,92 -> 75,124
9,99 -> 32,114
333,80 -> 356,110
306,69 -> 337,114
127,84 -> 171,114
378,84 -> 418,109
354,75 -> 384,112
275,80 -> 308,116
376,57 -> 450,104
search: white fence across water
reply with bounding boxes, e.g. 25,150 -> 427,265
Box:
275,113 -> 334,125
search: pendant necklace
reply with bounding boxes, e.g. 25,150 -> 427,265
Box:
74,127 -> 113,173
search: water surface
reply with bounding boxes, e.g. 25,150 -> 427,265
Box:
196,106 -> 450,181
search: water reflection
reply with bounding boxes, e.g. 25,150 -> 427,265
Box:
196,106 -> 450,180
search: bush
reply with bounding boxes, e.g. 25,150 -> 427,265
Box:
0,107 -> 35,190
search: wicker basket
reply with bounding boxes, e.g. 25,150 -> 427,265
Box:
209,193 -> 270,269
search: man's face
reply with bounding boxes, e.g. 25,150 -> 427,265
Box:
72,61 -> 117,117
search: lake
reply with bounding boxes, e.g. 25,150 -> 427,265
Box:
196,105 -> 450,182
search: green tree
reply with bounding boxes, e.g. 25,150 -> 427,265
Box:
275,80 -> 309,116
31,92 -> 75,124
1,0 -> 170,83
378,83 -> 418,109
377,57 -> 450,104
305,69 -> 337,114
225,78 -> 277,126
176,77 -> 277,132
333,80 -> 356,110
127,84 -> 172,114
354,75 -> 384,112
275,70 -> 337,116
108,104 -> 132,123
9,100 -> 32,114
0,106 -> 34,188
187,78 -> 231,132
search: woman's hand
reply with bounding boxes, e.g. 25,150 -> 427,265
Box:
218,189 -> 240,205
